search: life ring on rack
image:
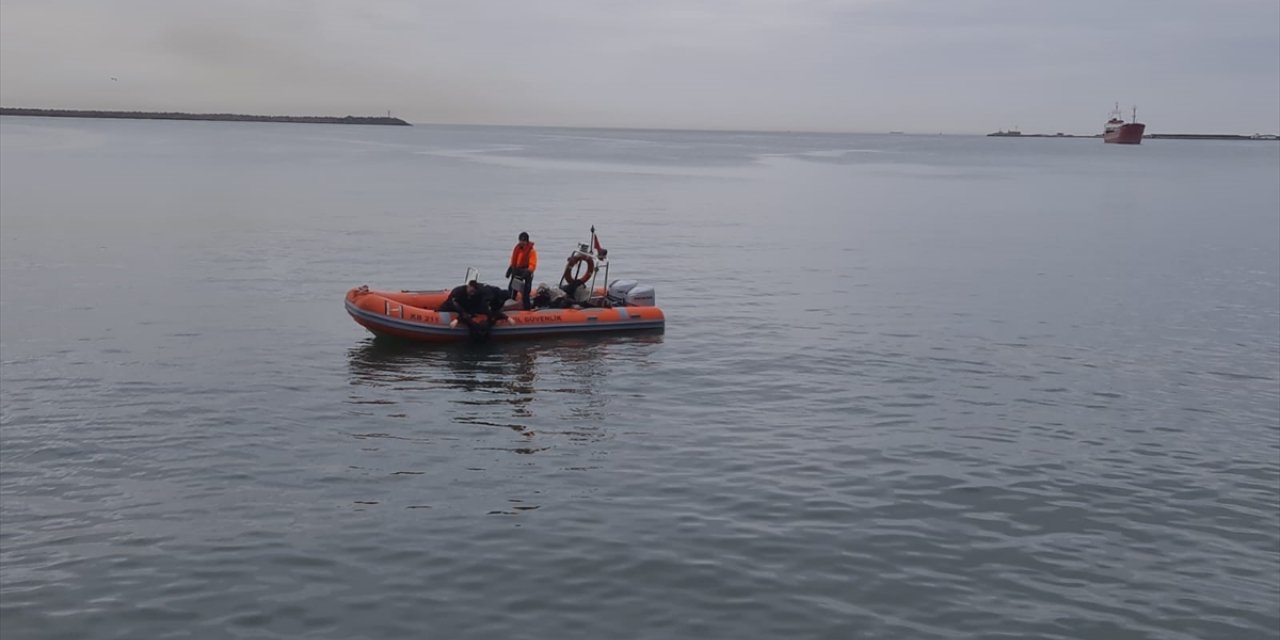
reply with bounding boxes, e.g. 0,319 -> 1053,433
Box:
562,253 -> 595,286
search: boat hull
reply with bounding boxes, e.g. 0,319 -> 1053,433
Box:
345,287 -> 665,343
1104,122 -> 1146,144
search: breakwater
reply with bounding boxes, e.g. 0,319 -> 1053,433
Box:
987,130 -> 1277,141
1145,133 -> 1277,140
0,107 -> 411,126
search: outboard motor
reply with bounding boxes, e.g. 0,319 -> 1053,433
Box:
624,284 -> 656,307
607,280 -> 638,305
608,279 -> 656,307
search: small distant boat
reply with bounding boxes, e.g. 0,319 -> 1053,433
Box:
1104,103 -> 1145,144
987,128 -> 1022,137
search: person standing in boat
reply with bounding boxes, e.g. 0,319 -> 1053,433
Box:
505,232 -> 538,311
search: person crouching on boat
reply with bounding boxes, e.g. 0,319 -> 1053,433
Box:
441,280 -> 508,335
532,282 -> 573,309
505,231 -> 537,311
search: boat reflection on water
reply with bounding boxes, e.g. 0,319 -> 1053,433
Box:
345,332 -> 664,437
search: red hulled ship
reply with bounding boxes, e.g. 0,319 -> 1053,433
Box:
1104,103 -> 1145,144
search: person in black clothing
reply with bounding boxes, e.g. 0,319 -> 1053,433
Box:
440,280 -> 508,338
439,280 -> 478,313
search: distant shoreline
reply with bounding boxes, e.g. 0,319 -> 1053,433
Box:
0,107 -> 411,126
987,131 -> 1278,141
1144,133 -> 1278,140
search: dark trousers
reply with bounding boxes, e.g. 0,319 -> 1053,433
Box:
510,272 -> 533,310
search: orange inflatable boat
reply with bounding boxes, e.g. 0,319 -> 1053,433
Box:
345,285 -> 664,342
347,228 -> 665,343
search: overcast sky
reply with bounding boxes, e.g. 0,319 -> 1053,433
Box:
1,0 -> 1277,134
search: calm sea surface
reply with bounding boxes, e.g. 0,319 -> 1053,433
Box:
2,117 -> 1278,639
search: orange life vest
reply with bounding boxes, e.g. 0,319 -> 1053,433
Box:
510,242 -> 537,272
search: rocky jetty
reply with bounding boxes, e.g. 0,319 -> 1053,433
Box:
0,107 -> 411,126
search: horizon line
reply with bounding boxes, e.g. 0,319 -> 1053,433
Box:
3,106 -> 1277,138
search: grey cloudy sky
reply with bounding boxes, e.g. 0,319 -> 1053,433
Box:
2,0 -> 1277,134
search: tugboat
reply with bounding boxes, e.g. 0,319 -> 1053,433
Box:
1104,103 -> 1145,144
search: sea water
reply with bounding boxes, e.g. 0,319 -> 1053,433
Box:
2,117 -> 1277,639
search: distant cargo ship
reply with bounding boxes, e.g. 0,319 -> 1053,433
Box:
1104,104 -> 1145,144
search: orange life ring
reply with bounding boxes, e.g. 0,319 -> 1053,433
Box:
562,254 -> 595,286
